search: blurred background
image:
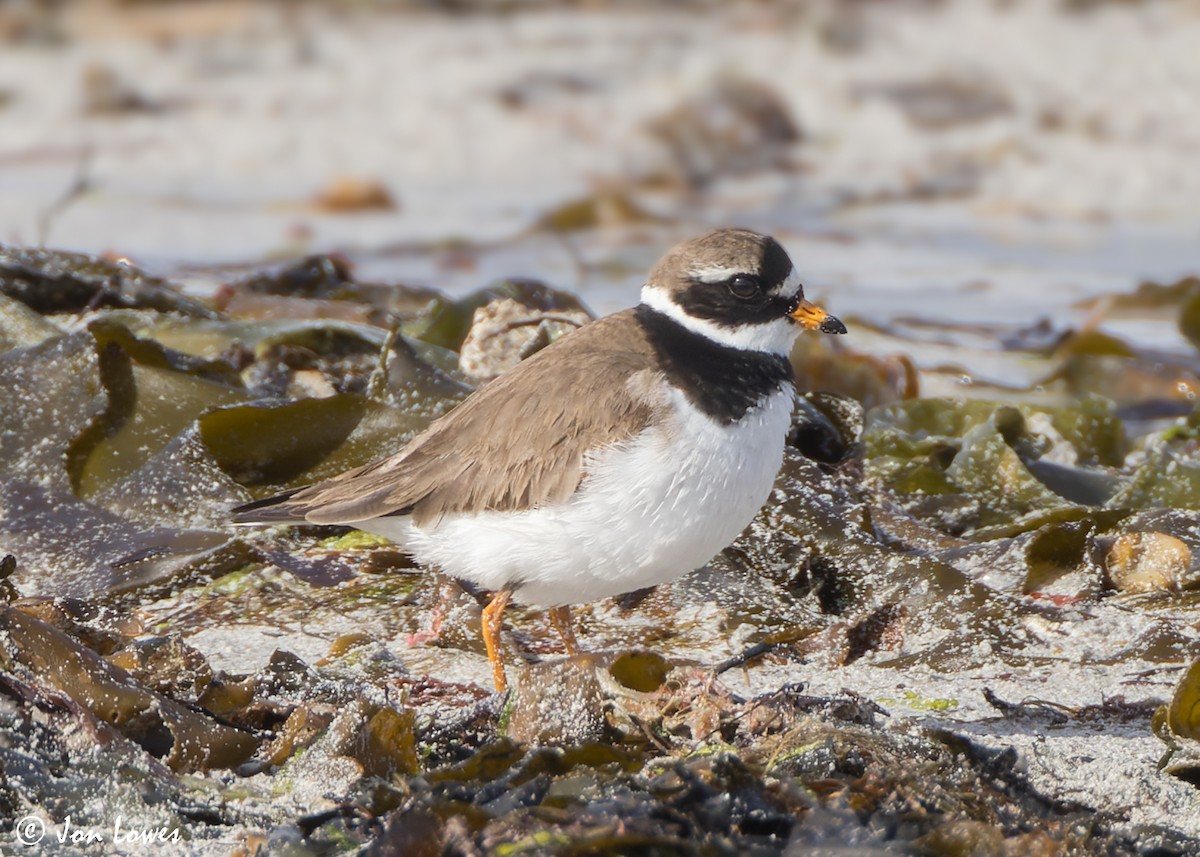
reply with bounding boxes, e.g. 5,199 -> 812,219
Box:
2,0 -> 1199,392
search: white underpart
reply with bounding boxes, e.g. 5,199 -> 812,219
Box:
353,385 -> 795,607
639,283 -> 801,355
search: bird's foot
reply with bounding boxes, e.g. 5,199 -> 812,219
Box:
405,576 -> 459,647
404,629 -> 442,647
548,605 -> 581,656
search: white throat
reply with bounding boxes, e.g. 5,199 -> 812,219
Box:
639,284 -> 801,356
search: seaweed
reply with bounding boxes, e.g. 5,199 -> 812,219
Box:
0,247 -> 1198,854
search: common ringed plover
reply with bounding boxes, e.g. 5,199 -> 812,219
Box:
233,228 -> 846,691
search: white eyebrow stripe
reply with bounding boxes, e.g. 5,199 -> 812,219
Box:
687,265 -> 747,284
770,266 -> 803,298
687,264 -> 802,296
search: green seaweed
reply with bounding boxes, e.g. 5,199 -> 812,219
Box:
199,394 -> 370,485
0,331 -> 132,492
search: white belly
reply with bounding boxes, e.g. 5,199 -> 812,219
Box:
356,388 -> 794,607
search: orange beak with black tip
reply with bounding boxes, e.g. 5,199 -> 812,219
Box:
788,298 -> 847,335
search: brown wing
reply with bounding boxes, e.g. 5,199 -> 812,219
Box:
233,310 -> 663,527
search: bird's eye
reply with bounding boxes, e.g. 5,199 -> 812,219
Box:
728,274 -> 759,299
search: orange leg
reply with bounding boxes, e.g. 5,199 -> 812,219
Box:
481,589 -> 513,692
548,605 -> 580,656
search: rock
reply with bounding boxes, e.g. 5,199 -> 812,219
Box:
505,655 -> 608,745
457,297 -> 589,383
644,75 -> 801,189
859,72 -> 1012,130
0,245 -> 217,316
1107,531 -> 1193,592
312,177 -> 397,212
81,62 -> 159,114
277,697 -> 418,795
533,187 -> 660,232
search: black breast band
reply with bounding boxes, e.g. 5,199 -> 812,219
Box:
635,305 -> 794,424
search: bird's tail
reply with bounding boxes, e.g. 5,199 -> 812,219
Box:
230,489 -> 312,525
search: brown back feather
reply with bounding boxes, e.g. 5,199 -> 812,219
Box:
275,310 -> 663,526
